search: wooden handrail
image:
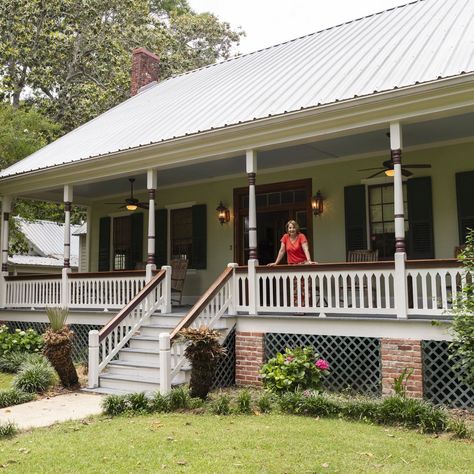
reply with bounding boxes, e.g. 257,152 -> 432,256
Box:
69,270 -> 147,279
99,269 -> 166,342
169,266 -> 233,341
5,274 -> 62,281
405,258 -> 461,269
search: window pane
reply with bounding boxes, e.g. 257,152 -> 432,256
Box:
370,187 -> 381,205
171,208 -> 192,261
294,190 -> 306,203
383,203 -> 394,221
384,222 -> 395,233
372,223 -> 384,234
256,194 -> 267,208
281,191 -> 294,204
382,185 -> 394,203
370,205 -> 382,222
268,192 -> 281,206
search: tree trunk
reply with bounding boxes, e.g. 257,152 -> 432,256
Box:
43,340 -> 79,388
189,359 -> 218,400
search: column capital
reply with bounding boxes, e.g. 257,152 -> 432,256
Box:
389,122 -> 403,149
246,150 -> 257,174
63,184 -> 73,203
147,168 -> 157,189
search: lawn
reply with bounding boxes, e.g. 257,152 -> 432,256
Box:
0,372 -> 14,390
0,413 -> 472,473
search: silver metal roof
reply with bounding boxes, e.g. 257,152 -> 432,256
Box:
1,0 -> 473,179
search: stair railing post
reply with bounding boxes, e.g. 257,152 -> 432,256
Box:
88,330 -> 99,388
61,267 -> 71,308
248,259 -> 258,315
161,265 -> 172,313
159,333 -> 171,394
145,263 -> 156,315
227,263 -> 238,315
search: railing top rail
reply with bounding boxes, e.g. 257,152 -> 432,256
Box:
4,274 -> 62,281
169,267 -> 233,341
99,268 -> 166,342
69,270 -> 151,279
235,261 -> 395,273
405,258 -> 461,269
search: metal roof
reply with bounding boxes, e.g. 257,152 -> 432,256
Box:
17,218 -> 80,259
1,0 -> 473,179
8,254 -> 78,268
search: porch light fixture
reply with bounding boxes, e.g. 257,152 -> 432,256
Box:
311,191 -> 324,216
126,203 -> 138,211
385,169 -> 395,177
216,201 -> 230,225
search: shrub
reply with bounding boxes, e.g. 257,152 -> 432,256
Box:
13,357 -> 56,393
0,421 -> 17,438
0,352 -> 44,373
341,396 -> 380,421
278,391 -> 341,417
0,325 -> 43,356
125,392 -> 150,413
102,394 -> 128,416
257,393 -> 274,413
236,389 -> 252,414
211,394 -> 231,415
148,392 -> 170,413
168,386 -> 191,410
0,388 -> 35,408
261,347 -> 329,394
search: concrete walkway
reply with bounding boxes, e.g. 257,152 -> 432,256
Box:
0,392 -> 105,430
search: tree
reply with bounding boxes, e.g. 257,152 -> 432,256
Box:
0,0 -> 242,131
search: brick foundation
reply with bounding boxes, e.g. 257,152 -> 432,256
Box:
381,338 -> 423,398
235,332 -> 265,386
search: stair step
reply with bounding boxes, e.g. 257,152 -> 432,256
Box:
99,372 -> 187,393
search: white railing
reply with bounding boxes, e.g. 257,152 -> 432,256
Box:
69,273 -> 146,309
88,266 -> 171,388
406,262 -> 466,316
237,263 -> 396,315
159,264 -> 236,393
4,276 -> 62,308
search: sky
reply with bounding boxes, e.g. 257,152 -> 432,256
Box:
189,0 -> 413,54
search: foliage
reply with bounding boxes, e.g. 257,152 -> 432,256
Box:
450,229 -> 474,386
0,387 -> 35,408
0,0 -> 242,132
101,394 -> 130,416
261,347 -> 330,394
12,357 -> 56,393
236,389 -> 252,414
167,385 -> 191,410
179,326 -> 226,399
46,306 -> 69,332
148,391 -> 171,413
0,421 -> 17,438
210,394 -> 231,415
256,392 -> 275,413
0,351 -> 45,373
392,367 -> 414,397
0,325 -> 43,356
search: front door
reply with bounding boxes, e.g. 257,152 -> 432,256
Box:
234,179 -> 312,265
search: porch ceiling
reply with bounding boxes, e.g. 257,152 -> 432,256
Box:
23,111 -> 474,204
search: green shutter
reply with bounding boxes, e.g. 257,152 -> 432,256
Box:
456,171 -> 474,244
98,217 -> 111,271
130,212 -> 144,269
407,176 -> 434,259
192,204 -> 207,269
155,209 -> 168,267
344,185 -> 367,254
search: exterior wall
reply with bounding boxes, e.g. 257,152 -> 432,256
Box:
235,331 -> 265,386
88,140 -> 474,299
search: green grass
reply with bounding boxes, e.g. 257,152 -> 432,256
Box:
0,414 -> 472,473
0,371 -> 14,389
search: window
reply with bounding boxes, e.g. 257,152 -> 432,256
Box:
369,184 -> 408,259
170,207 -> 193,262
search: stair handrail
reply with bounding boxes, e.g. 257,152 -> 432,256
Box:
161,264 -> 236,393
88,267 -> 170,388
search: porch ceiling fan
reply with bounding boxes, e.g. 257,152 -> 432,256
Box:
358,159 -> 431,179
105,178 -> 149,211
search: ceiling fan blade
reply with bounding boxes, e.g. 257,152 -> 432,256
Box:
104,202 -> 125,205
366,170 -> 386,179
402,164 -> 431,168
401,169 -> 413,177
358,167 -> 384,172
137,202 -> 149,210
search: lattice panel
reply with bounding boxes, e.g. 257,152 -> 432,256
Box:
212,326 -> 236,389
265,333 -> 381,395
4,322 -> 101,363
422,340 -> 474,409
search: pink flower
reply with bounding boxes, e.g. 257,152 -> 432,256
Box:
315,359 -> 330,371
285,356 -> 295,363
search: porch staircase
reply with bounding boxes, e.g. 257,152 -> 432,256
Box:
91,310 -> 230,395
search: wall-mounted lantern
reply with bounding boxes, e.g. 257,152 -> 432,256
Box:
311,190 -> 324,216
216,201 -> 230,225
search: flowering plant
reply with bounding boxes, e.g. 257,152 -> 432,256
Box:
261,346 -> 330,394
0,325 -> 43,356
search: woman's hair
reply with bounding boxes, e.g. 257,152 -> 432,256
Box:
285,220 -> 300,233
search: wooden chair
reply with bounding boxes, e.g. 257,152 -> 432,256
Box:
170,258 -> 188,305
347,249 -> 379,262
454,245 -> 466,258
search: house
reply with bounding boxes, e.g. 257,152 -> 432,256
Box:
0,0 -> 473,405
8,218 -> 81,275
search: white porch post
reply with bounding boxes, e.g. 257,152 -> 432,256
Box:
0,196 -> 12,308
62,185 -> 73,307
227,262 -> 238,315
390,122 -> 408,319
146,169 -> 157,283
246,150 -> 258,314
159,332 -> 171,394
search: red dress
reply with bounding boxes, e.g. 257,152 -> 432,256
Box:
281,233 -> 308,264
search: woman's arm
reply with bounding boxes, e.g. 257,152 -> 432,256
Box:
302,241 -> 316,264
268,242 -> 286,266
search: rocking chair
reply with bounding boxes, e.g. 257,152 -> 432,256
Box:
170,258 -> 188,305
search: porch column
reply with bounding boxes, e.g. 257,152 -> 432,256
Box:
246,150 -> 258,314
63,185 -> 73,307
0,196 -> 12,308
390,122 -> 408,319
146,169 -> 157,282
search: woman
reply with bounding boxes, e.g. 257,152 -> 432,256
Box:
268,220 -> 315,266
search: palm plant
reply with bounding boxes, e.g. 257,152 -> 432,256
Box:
42,306 -> 78,388
178,326 -> 226,399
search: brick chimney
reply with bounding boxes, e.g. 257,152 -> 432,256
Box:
130,47 -> 160,97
